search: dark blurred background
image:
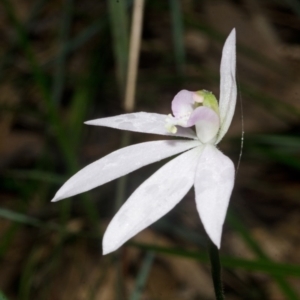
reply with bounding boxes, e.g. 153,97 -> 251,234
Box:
0,0 -> 300,299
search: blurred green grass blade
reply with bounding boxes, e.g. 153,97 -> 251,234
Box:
283,0 -> 300,17
2,0 -> 100,226
57,20 -> 106,61
227,212 -> 299,299
0,224 -> 22,262
0,223 -> 19,258
0,208 -> 41,227
259,147 -> 300,170
272,276 -> 299,300
130,251 -> 155,300
185,16 -> 285,75
1,0 -> 75,169
240,84 -> 300,120
0,0 -> 47,78
169,0 -> 186,76
221,256 -> 300,277
154,220 -> 207,247
2,209 -> 298,285
4,170 -> 65,184
249,134 -> 300,171
68,87 -> 89,148
131,243 -> 300,277
0,174 -> 51,261
18,247 -> 40,300
0,291 -> 9,300
256,135 -> 300,149
0,206 -> 100,239
67,34 -> 109,149
42,20 -> 107,68
52,0 -> 73,105
107,0 -> 129,91
106,2 -> 132,297
227,213 -> 266,258
50,0 -> 74,240
1,172 -> 79,238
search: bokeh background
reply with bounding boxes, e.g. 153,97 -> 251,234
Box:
0,0 -> 300,299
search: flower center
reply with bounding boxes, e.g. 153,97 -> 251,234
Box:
165,90 -> 219,134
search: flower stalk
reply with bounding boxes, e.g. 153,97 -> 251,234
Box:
208,238 -> 225,300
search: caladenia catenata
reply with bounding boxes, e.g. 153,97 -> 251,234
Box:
52,29 -> 237,300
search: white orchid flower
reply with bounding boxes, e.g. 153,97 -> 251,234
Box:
52,29 -> 237,255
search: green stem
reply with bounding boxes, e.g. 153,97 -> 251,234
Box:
208,239 -> 225,300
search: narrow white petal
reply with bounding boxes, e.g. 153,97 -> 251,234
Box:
194,144 -> 234,248
102,146 -> 203,254
217,29 -> 237,144
51,140 -> 200,202
85,112 -> 197,139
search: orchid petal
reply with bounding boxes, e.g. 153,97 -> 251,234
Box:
51,140 -> 200,202
194,144 -> 234,248
186,107 -> 220,143
216,28 -> 237,144
85,112 -> 197,139
171,90 -> 194,118
102,146 -> 203,254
